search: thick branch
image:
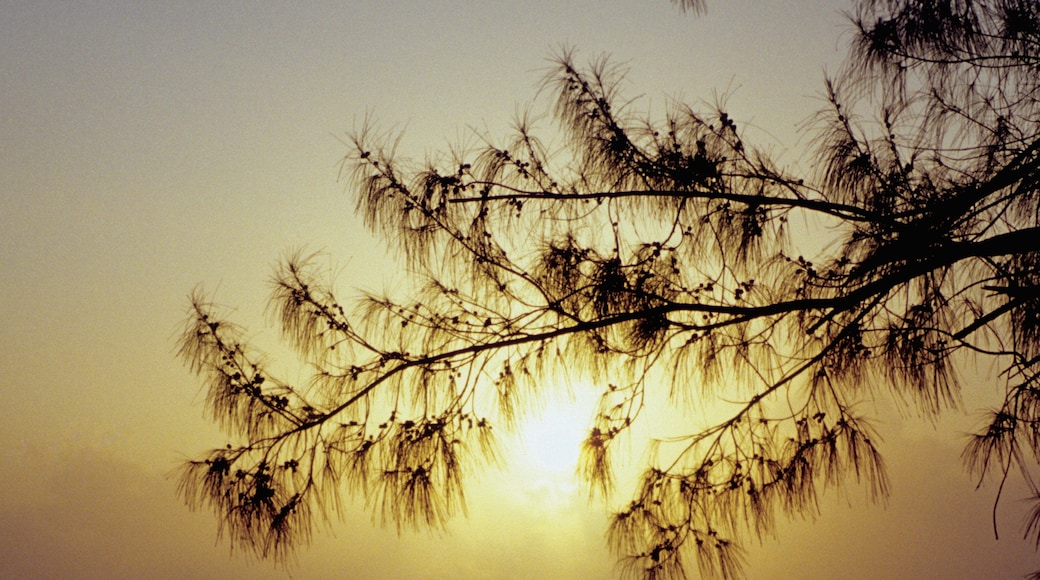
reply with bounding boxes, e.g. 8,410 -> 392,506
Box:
449,185 -> 883,223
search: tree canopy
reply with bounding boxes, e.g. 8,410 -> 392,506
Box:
176,1 -> 1040,578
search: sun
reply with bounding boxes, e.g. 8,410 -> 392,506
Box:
505,399 -> 589,506
519,399 -> 590,473
506,382 -> 602,497
495,381 -> 648,509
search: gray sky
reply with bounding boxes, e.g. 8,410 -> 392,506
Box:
1,1 -> 1036,577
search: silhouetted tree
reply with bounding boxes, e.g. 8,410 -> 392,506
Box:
176,1 -> 1040,578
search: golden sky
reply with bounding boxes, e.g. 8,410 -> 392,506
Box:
1,1 -> 1036,577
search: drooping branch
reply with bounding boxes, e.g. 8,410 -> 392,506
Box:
177,3 -> 1040,578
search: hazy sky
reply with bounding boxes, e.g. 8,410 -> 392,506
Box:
2,1 -> 1037,578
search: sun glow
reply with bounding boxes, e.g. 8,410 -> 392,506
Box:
519,400 -> 589,473
506,384 -> 602,501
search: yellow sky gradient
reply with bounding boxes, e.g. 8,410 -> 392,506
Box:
2,1 -> 1037,577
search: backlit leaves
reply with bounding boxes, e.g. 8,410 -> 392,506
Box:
177,1 -> 1040,578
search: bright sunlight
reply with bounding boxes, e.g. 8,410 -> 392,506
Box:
505,383 -> 602,505
519,399 -> 589,473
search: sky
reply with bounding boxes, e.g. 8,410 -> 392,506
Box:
1,0 -> 1037,578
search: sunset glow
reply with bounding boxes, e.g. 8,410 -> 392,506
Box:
517,391 -> 595,475
4,1 -> 1040,578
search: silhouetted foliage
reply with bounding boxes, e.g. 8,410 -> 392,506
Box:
176,1 -> 1040,577
671,0 -> 707,14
